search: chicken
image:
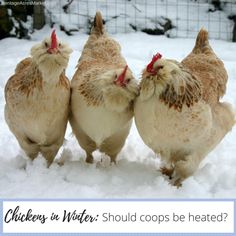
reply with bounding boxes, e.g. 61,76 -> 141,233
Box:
70,12 -> 138,164
4,30 -> 72,166
134,29 -> 235,186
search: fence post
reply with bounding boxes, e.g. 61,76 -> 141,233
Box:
33,0 -> 45,30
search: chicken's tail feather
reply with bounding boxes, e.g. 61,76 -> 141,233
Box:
92,11 -> 104,36
192,28 -> 213,54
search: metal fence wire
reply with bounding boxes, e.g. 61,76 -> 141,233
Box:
44,0 -> 236,41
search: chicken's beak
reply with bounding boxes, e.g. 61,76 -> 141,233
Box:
115,65 -> 128,87
47,29 -> 59,54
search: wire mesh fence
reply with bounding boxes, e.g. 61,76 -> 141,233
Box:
44,0 -> 236,41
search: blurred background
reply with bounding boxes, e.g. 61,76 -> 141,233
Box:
0,0 -> 236,41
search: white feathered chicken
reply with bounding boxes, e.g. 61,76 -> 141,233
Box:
70,12 -> 138,163
134,29 -> 235,186
5,30 -> 72,166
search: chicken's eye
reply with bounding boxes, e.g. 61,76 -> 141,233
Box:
158,65 -> 164,69
126,78 -> 131,83
44,42 -> 48,47
114,75 -> 117,79
58,43 -> 61,47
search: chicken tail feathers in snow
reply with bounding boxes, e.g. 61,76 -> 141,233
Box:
192,28 -> 213,55
92,11 -> 104,36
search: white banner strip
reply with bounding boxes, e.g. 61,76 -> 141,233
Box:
2,200 -> 234,234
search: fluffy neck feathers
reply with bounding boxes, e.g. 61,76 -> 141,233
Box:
79,76 -> 138,113
31,61 -> 62,84
140,65 -> 202,111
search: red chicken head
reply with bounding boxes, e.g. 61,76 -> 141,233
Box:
114,65 -> 130,87
146,53 -> 162,75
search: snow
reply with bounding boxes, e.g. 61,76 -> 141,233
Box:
0,27 -> 236,199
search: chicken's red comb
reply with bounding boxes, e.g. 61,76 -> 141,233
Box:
146,53 -> 162,74
50,29 -> 57,49
117,65 -> 128,83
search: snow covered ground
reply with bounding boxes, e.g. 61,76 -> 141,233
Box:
0,27 -> 236,199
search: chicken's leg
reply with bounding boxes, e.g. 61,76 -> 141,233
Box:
70,115 -> 97,164
17,134 -> 39,161
100,123 -> 131,163
160,166 -> 174,179
40,143 -> 62,167
171,153 -> 202,186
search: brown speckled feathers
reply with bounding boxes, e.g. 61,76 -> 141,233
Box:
159,73 -> 202,112
5,58 -> 43,100
5,58 -> 69,102
182,29 -> 227,105
72,14 -> 126,106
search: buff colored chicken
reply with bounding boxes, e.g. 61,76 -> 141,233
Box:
5,30 -> 72,166
70,12 -> 138,164
134,29 -> 235,186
